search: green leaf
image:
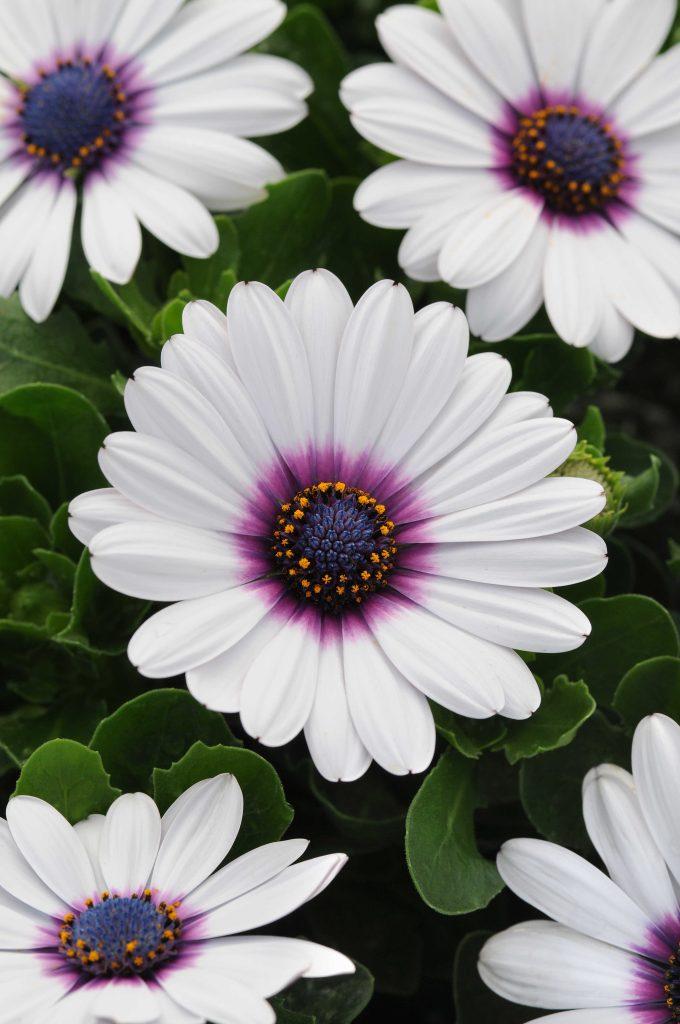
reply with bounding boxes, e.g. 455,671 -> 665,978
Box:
153,741 -> 293,860
432,704 -> 507,759
0,295 -> 121,415
0,516 -> 49,581
90,689 -> 239,793
535,595 -> 680,705
0,384 -> 107,508
182,215 -> 240,301
502,676 -> 596,765
150,298 -> 187,347
14,739 -> 120,823
613,656 -> 680,731
89,271 -> 156,353
273,962 -> 374,1024
0,475 -> 51,525
454,932 -> 534,1024
0,700 -> 105,768
520,340 -> 596,413
405,749 -> 503,914
235,171 -> 331,287
607,432 -> 678,527
577,405 -> 606,450
258,5 -> 363,177
309,765 -> 404,851
520,712 -> 629,851
619,454 -> 661,526
32,548 -> 76,595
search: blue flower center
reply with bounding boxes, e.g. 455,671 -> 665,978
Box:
511,105 -> 626,214
271,482 -> 398,613
18,58 -> 130,173
58,892 -> 182,976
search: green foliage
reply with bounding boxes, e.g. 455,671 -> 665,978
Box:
13,739 -> 120,823
273,962 -> 374,1024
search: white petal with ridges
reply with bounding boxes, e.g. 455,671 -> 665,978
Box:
68,487 -> 169,547
614,46 -> 680,137
0,818 -> 67,917
544,220 -> 604,348
158,970 -> 274,1024
522,0 -> 606,95
99,793 -> 161,895
632,714 -> 680,886
19,179 -> 75,323
81,171 -> 142,285
354,162 -> 492,230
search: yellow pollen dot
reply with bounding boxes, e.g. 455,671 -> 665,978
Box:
317,482 -> 331,492
360,571 -> 371,581
281,503 -> 291,512
76,939 -> 86,949
374,504 -> 386,515
293,509 -> 304,520
335,481 -> 346,492
134,956 -> 144,967
301,579 -> 310,588
284,524 -> 295,534
126,941 -> 138,953
370,553 -> 380,563
299,557 -> 310,569
88,951 -> 100,963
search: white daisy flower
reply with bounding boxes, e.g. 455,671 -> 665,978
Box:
479,713 -> 680,1024
0,773 -> 352,1023
69,270 -> 607,781
341,0 -> 680,361
0,0 -> 311,322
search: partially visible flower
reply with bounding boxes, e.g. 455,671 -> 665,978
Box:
70,270 -> 607,781
0,0 -> 311,321
341,0 -> 680,360
553,440 -> 626,537
0,773 -> 351,1023
479,713 -> 680,1024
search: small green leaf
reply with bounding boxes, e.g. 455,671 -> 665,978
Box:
182,215 -> 240,301
613,656 -> 680,731
607,432 -> 678,527
90,690 -> 239,793
0,700 -> 105,768
0,475 -> 51,525
150,297 -> 187,347
0,516 -> 49,581
535,594 -> 680,706
89,271 -> 156,353
502,676 -> 596,765
619,454 -> 661,526
520,712 -> 629,851
520,341 -> 596,412
14,738 -> 120,823
577,406 -> 606,450
153,741 -> 292,859
405,749 -> 503,914
274,962 -> 374,1024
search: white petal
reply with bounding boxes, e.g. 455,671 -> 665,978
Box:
91,976 -> 159,1024
0,159 -> 30,210
521,0 -> 606,95
149,983 -> 204,1024
81,171 -> 142,284
334,280 -> 414,472
78,0 -> 126,52
186,838 -> 309,917
0,176 -> 57,301
394,574 -> 591,653
355,162 -> 492,230
397,352 -> 511,482
375,303 -> 469,470
342,621 -> 436,776
6,797 -> 96,907
0,884 -> 52,950
364,594 -> 526,718
399,477 -> 606,544
196,934 -> 353,991
304,622 -> 372,783
514,1013 -> 666,1024
544,219 -> 604,348
410,527 -> 607,588
634,172 -> 680,235
0,952 -> 76,1023
466,217 -> 549,341
152,775 -> 243,898
439,189 -> 544,289
110,0 -> 183,57
197,853 -> 347,939
498,838 -> 654,952
478,920 -> 642,1009
68,487 -> 169,547
90,521 -> 252,601
100,792 -> 161,895
128,582 -> 280,679
376,4 -> 504,122
614,46 -> 680,137
228,281 -> 314,470
181,300 -> 230,363
578,0 -> 675,108
616,208 -> 680,298
633,124 -> 680,175
30,982 -> 98,1024
589,303 -> 636,364
73,813 -> 107,892
0,818 -> 67,917
341,63 -> 495,167
98,432 -> 251,533
284,269 -> 353,448
19,179 -> 75,323
241,608 -> 320,747
138,0 -> 286,85
484,390 -> 553,430
108,161 -> 218,259
632,713 -> 680,887
158,970 -> 274,1024
439,0 -> 537,107
582,763 -> 677,924
186,611 -> 289,714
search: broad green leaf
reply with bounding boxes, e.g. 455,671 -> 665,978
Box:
520,712 -> 629,851
405,749 -> 503,914
153,741 -> 292,859
0,384 -> 107,508
0,700 -> 105,768
33,549 -> 76,595
0,475 -> 51,525
607,432 -> 678,527
535,595 -> 680,705
274,962 -> 374,1024
432,704 -> 507,759
90,689 -> 238,793
454,932 -> 534,1024
182,215 -> 240,300
0,516 -> 49,581
0,295 -> 121,415
14,738 -> 120,823
309,765 -> 404,851
520,341 -> 596,412
502,676 -> 596,765
235,171 -> 331,287
613,656 -> 680,731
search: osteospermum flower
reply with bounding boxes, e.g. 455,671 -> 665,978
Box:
69,270 -> 607,781
0,0 -> 311,322
479,713 -> 680,1024
0,773 -> 352,1022
341,0 -> 680,361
